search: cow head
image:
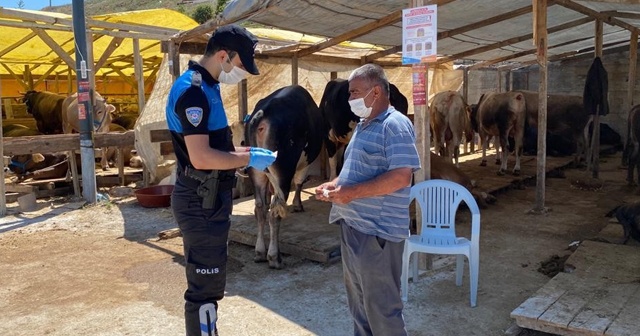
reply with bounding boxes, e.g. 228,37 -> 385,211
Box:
22,90 -> 40,114
92,94 -> 115,132
7,153 -> 45,175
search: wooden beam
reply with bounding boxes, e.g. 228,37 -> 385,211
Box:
555,0 -> 638,33
470,31 -> 595,69
1,63 -> 29,91
0,18 -> 171,40
31,28 -> 75,68
95,36 -> 125,72
438,16 -> 593,63
438,4 -> 536,40
2,131 -> 135,156
365,46 -> 402,62
296,10 -> 402,57
33,63 -> 61,87
602,10 -> 640,20
111,68 -> 137,88
501,38 -> 631,69
0,8 -> 179,35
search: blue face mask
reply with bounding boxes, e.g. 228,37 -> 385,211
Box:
348,88 -> 374,118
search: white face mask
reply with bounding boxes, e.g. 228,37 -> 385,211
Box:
219,55 -> 248,85
348,88 -> 375,119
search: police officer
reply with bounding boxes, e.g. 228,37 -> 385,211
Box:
165,24 -> 276,336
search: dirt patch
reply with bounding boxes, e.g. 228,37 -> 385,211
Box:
1,152 -> 637,335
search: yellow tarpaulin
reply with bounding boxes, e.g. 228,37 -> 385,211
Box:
0,8 -> 198,77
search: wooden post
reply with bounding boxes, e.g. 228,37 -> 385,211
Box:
625,30 -> 638,165
291,55 -> 299,85
508,70 -> 513,91
67,67 -> 73,94
24,65 -> 33,90
497,69 -> 502,92
589,20 -> 603,178
168,41 -> 180,82
55,72 -> 60,93
237,79 -> 248,122
330,71 -> 337,81
533,0 -> 548,213
411,0 -> 432,270
0,75 -> 6,216
133,39 -> 145,114
463,67 -> 473,153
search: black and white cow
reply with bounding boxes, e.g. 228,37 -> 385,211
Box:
245,85 -> 326,269
319,79 -> 408,180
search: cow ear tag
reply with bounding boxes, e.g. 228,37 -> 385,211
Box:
243,114 -> 251,124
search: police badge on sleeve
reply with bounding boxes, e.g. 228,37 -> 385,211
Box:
185,107 -> 203,127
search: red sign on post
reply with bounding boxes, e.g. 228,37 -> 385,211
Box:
412,64 -> 427,106
78,104 -> 87,120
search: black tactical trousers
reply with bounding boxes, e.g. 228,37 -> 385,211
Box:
172,176 -> 234,336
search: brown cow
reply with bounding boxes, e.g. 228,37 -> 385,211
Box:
471,91 -> 526,176
430,151 -> 495,208
430,90 -> 473,167
61,92 -> 115,170
516,90 -> 589,164
6,153 -> 69,181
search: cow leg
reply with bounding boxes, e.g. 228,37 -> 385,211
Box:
99,147 -> 110,171
497,136 -> 509,176
493,137 -> 502,165
512,127 -> 524,176
291,165 -> 311,212
68,150 -> 81,197
268,198 -> 287,269
451,131 -> 462,167
251,171 -> 270,263
480,134 -> 488,167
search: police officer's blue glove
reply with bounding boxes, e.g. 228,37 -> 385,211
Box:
248,147 -> 277,171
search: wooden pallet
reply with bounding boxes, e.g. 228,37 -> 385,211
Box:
511,240 -> 640,335
229,180 -> 341,264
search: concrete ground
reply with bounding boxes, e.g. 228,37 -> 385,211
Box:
0,152 -> 635,336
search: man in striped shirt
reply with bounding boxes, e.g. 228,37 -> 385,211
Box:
316,63 -> 420,336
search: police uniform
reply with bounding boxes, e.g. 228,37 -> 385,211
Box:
166,61 -> 236,336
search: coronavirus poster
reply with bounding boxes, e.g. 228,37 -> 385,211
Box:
402,5 -> 437,64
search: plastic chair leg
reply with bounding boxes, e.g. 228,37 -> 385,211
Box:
469,253 -> 479,307
455,254 -> 464,286
411,253 -> 420,283
401,249 -> 411,302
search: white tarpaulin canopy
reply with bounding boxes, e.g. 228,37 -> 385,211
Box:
215,0 -> 640,69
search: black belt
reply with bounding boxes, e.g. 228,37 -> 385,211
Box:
177,168 -> 236,190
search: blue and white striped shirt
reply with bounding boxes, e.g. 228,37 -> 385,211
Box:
329,106 -> 421,242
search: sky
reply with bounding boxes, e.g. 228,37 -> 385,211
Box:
4,0 -> 72,10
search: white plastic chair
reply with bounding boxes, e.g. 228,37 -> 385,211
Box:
401,179 -> 481,307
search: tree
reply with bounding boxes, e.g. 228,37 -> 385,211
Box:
17,0 -> 25,9
215,0 -> 229,15
191,5 -> 214,24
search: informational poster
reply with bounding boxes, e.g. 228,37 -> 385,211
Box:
412,64 -> 427,106
402,5 -> 437,64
